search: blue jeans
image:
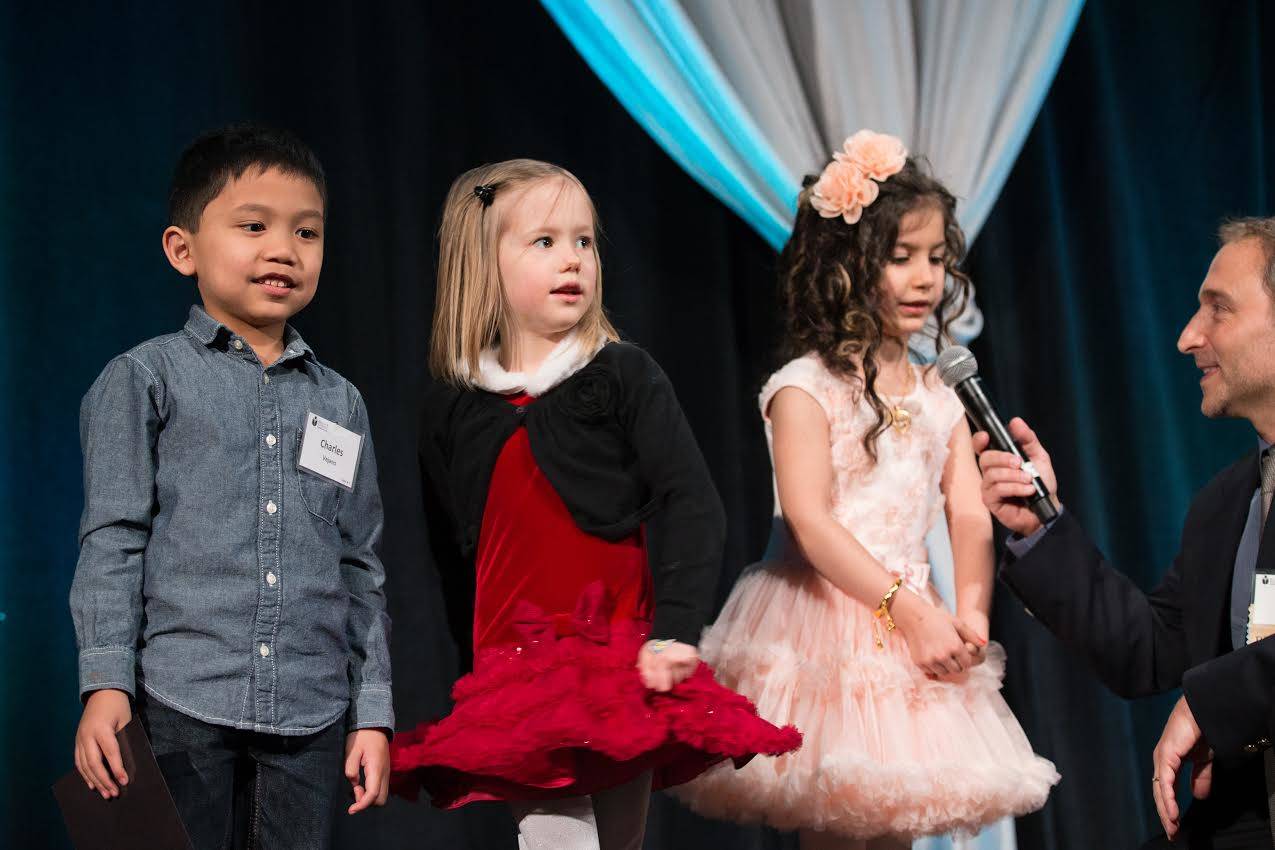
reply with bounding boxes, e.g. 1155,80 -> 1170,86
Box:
138,693 -> 345,850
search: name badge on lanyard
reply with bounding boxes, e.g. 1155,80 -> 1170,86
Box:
298,411 -> 363,490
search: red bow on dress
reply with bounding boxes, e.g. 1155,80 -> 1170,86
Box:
512,580 -> 614,645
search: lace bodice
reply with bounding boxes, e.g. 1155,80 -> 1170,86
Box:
760,354 -> 966,567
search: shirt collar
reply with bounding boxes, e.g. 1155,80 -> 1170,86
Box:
1255,436 -> 1273,489
183,304 -> 225,345
183,305 -> 314,363
468,330 -> 604,396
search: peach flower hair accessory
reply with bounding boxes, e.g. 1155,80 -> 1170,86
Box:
836,130 -> 908,181
809,130 -> 908,224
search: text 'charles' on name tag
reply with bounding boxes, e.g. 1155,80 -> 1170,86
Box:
299,411 -> 363,490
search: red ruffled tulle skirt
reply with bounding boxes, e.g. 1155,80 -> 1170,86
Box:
390,585 -> 802,809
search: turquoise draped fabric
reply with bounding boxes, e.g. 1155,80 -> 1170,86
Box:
541,0 -> 800,248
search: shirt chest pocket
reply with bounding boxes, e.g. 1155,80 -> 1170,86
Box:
295,429 -> 344,525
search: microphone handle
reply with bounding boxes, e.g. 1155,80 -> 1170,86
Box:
953,376 -> 1059,524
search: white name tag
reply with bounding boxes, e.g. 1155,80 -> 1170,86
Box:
1250,573 -> 1275,643
298,411 -> 363,490
1254,573 -> 1275,625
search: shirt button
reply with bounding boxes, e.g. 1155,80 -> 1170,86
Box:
266,572 -> 277,586
233,339 -> 244,351
265,500 -> 277,515
259,644 -> 270,657
266,434 -> 277,447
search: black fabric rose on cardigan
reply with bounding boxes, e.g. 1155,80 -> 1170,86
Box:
558,365 -> 617,423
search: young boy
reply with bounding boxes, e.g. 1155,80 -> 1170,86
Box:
69,125 -> 393,849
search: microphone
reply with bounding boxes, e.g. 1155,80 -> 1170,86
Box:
937,346 -> 1058,524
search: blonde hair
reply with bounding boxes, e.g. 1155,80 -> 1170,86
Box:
430,158 -> 619,385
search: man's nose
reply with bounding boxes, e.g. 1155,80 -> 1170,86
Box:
1177,313 -> 1203,354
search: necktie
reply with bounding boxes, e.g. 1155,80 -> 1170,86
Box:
1255,449 -> 1275,845
1262,449 -> 1275,528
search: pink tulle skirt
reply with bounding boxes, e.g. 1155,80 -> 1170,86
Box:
669,560 -> 1059,840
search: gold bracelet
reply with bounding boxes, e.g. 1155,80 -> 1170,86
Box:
873,578 -> 904,649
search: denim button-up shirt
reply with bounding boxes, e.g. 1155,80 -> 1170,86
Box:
71,306 -> 393,735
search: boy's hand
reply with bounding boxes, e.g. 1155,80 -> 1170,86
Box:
75,689 -> 132,799
637,640 -> 700,692
344,729 -> 391,814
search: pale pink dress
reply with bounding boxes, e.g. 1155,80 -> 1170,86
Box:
671,355 -> 1059,840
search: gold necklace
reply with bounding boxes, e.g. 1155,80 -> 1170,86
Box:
882,366 -> 917,434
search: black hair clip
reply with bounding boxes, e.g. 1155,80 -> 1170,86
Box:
474,184 -> 496,207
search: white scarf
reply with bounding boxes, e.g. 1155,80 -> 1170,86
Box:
469,331 -> 605,396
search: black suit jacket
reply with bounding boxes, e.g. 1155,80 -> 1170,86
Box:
1002,451 -> 1272,824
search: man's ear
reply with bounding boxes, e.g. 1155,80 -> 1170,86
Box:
162,225 -> 197,277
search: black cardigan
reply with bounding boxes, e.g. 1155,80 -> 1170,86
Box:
418,342 -> 726,671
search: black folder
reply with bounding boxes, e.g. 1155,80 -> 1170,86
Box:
52,717 -> 193,850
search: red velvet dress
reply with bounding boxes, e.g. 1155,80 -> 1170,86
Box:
391,394 -> 801,809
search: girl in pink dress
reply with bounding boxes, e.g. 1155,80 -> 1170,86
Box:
671,132 -> 1058,848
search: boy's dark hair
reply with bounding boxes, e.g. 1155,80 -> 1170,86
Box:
168,124 -> 327,231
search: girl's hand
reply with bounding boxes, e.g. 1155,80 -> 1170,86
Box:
957,609 -> 991,669
892,592 -> 986,680
637,640 -> 700,692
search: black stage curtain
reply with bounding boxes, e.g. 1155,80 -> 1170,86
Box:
5,1 -> 1273,848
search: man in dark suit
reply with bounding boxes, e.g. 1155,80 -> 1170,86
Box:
974,219 -> 1275,848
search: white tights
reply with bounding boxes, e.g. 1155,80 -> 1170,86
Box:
511,772 -> 652,850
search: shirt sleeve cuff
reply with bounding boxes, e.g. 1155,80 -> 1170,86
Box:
78,647 -> 136,700
650,609 -> 703,647
347,684 -> 394,734
1004,506 -> 1065,559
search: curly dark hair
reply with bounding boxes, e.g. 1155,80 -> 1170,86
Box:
777,156 -> 971,463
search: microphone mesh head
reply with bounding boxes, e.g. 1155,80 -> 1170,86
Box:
937,346 -> 979,387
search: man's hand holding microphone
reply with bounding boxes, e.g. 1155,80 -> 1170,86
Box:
943,345 -> 1205,841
